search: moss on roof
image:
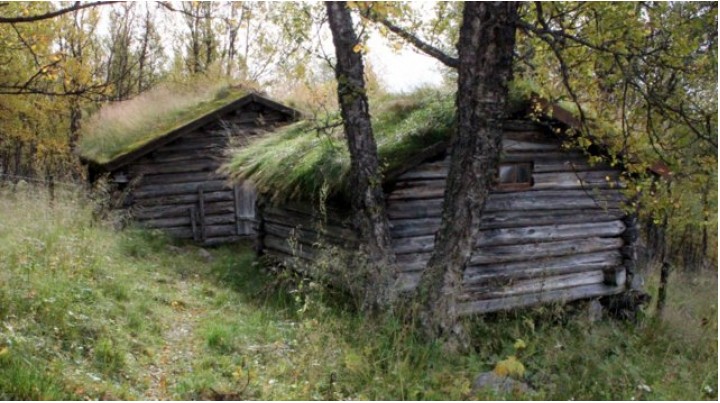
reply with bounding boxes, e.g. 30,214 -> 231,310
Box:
223,89 -> 455,203
78,82 -> 248,165
224,82 -> 545,203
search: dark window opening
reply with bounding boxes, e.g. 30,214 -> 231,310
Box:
495,162 -> 533,190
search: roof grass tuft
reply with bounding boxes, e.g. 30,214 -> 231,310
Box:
78,80 -> 249,165
223,88 -> 456,203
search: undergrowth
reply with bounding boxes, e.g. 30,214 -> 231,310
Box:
0,187 -> 716,400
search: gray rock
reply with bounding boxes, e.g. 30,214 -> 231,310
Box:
588,299 -> 604,323
471,371 -> 533,396
197,248 -> 213,262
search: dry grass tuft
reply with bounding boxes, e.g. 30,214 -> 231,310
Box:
78,78 -> 250,164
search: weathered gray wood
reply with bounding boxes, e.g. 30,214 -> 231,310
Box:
462,270 -> 607,300
392,220 -> 625,254
189,207 -> 198,241
502,139 -> 561,152
532,171 -> 623,190
134,191 -> 234,208
198,187 -> 206,242
390,209 -> 625,238
133,201 -> 236,220
470,237 -> 624,265
144,213 -> 236,229
395,237 -> 624,270
263,222 -> 355,247
132,180 -> 228,199
139,171 -> 222,185
464,251 -> 623,281
129,159 -> 220,175
233,185 -> 242,235
263,204 -> 353,234
263,234 -> 318,261
387,192 -> 624,219
457,282 -> 624,315
234,183 -> 257,235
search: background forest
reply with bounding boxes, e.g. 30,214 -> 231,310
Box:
0,1 -> 715,269
0,1 -> 717,399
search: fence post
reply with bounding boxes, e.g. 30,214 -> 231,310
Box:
47,174 -> 55,206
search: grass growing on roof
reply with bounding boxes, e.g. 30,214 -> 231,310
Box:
224,88 -> 456,202
78,79 -> 249,165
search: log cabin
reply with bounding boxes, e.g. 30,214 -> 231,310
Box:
80,89 -> 300,246
225,89 -> 657,315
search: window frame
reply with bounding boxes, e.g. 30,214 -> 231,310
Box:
494,162 -> 534,191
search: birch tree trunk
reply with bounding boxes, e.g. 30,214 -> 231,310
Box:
325,1 -> 396,312
415,2 -> 518,348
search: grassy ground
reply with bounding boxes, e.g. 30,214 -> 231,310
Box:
0,188 -> 717,400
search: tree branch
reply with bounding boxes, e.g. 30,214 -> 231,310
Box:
361,9 -> 459,68
0,1 -> 118,23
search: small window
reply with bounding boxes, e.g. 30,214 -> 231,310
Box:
495,162 -> 533,190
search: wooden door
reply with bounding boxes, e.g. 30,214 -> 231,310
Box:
233,182 -> 256,236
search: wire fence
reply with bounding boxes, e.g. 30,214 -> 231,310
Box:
0,172 -> 86,205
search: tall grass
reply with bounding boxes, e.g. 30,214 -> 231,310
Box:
78,77 -> 248,164
0,186 -> 716,400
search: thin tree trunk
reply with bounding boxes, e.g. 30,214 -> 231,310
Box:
325,1 -> 396,313
415,2 -> 518,348
656,261 -> 671,317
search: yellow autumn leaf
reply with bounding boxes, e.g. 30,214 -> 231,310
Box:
352,43 -> 364,53
494,355 -> 525,378
513,338 -> 527,350
0,346 -> 9,356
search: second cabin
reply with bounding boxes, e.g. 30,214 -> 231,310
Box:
225,89 -> 646,315
79,85 -> 300,245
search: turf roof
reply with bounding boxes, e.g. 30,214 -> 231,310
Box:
78,84 -> 249,165
224,89 -> 458,203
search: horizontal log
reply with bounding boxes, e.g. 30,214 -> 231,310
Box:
457,282 -> 624,315
133,191 -> 235,208
470,236 -> 624,265
142,213 -> 237,229
129,159 -> 222,175
264,203 -> 350,228
139,171 -> 224,186
141,149 -> 225,165
263,234 -> 318,261
461,270 -> 607,301
133,180 -> 229,199
393,220 -> 625,254
395,237 -> 623,270
262,213 -> 357,243
390,209 -> 625,238
464,251 -> 623,282
132,201 -> 236,219
502,139 -> 561,152
263,222 -> 356,247
532,171 -> 623,190
159,140 -> 222,153
387,192 -> 624,219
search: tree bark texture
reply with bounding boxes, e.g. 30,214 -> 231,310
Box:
415,2 -> 518,345
325,1 -> 396,312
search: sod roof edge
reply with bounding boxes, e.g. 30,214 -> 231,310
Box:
81,93 -> 302,173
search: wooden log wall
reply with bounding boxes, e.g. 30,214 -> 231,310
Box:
259,119 -> 631,315
388,121 -> 628,314
114,102 -> 288,246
